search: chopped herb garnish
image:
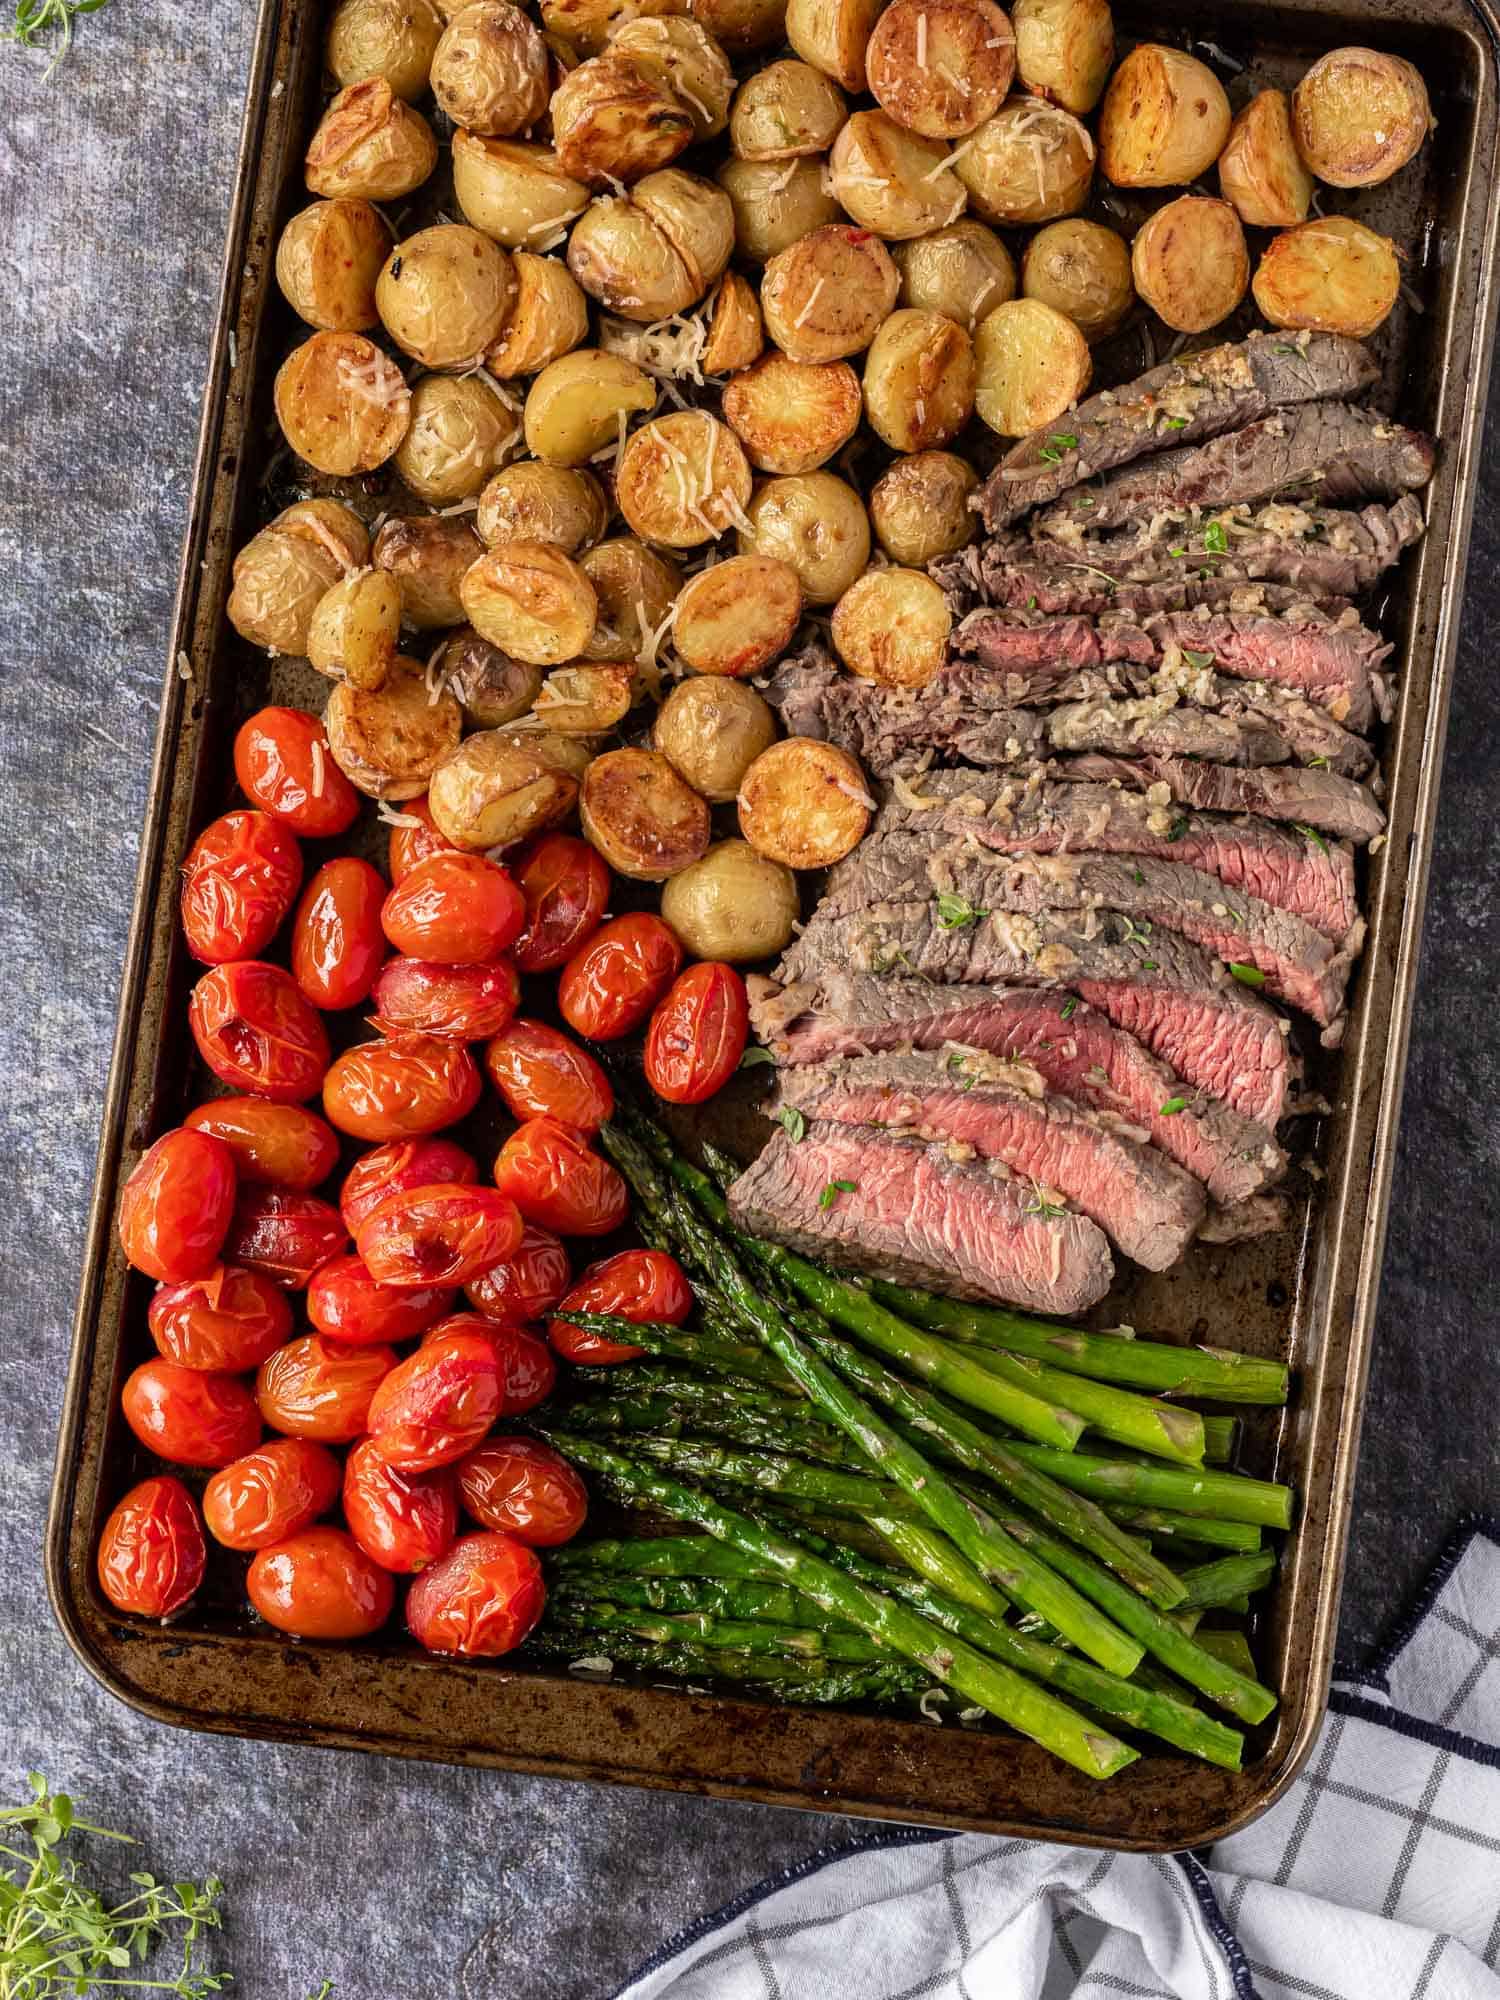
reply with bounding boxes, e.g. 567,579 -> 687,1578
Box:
739,1046 -> 776,1069
1052,432 -> 1079,450
1140,959 -> 1158,970
946,1053 -> 977,1090
1168,545 -> 1187,559
1162,415 -> 1188,430
777,1106 -> 807,1143
1131,866 -> 1145,886
1202,521 -> 1229,555
935,891 -> 988,930
1271,343 -> 1302,356
1166,815 -> 1190,842
1228,962 -> 1266,986
1058,995 -> 1077,1021
1295,822 -> 1329,855
1022,1181 -> 1067,1220
1038,446 -> 1062,464
818,1179 -> 856,1209
1158,1096 -> 1188,1116
1074,494 -> 1095,508
1194,566 -> 1219,580
1181,647 -> 1216,668
1027,595 -> 1038,610
1,0 -> 110,74
1119,914 -> 1153,944
1308,755 -> 1330,769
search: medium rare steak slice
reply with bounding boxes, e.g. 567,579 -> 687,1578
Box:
1057,752 -> 1386,845
775,1050 -> 1207,1269
726,1123 -> 1115,1312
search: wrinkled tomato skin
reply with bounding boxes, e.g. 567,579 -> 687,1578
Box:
118,1128 -> 237,1284
645,963 -> 750,1107
511,833 -> 610,974
387,794 -> 459,885
306,1253 -> 456,1345
184,1098 -> 340,1191
338,1137 -> 478,1236
255,1334 -> 397,1443
343,1439 -> 459,1574
465,1223 -> 571,1326
356,1183 -> 523,1290
223,1188 -> 349,1290
381,853 -> 526,964
180,811 -> 304,966
121,1359 -> 262,1468
493,1117 -> 629,1238
549,1248 -> 693,1364
148,1264 -> 293,1372
365,1329 -> 503,1472
456,1438 -> 588,1547
97,1476 -> 207,1618
424,1313 -> 558,1415
292,857 -> 388,1011
558,913 -> 683,1042
234,707 -> 359,839
247,1526 -> 395,1639
483,1019 -> 614,1134
323,1037 -> 481,1141
372,957 -> 521,1042
189,961 -> 331,1103
202,1437 -> 343,1551
406,1529 -> 545,1656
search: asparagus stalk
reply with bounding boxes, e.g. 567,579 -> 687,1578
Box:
1103,1507 -> 1263,1554
526,1629 -> 927,1706
553,1309 -> 798,1393
563,1394 -> 861,1469
551,1536 -> 762,1581
1007,1446 -> 1294,1530
1195,1630 -> 1259,1679
1201,1417 -> 1239,1464
554,1573 -> 840,1627
1176,1552 -> 1277,1610
963,1347 -> 1206,1466
577,1368 -> 805,1422
618,1435 -> 898,1513
551,1600 -> 888,1662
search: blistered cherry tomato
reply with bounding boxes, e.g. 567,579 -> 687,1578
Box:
255,1334 -> 397,1442
248,1526 -> 395,1639
431,1316 -> 557,1416
365,1328 -> 502,1472
339,1136 -> 479,1235
189,961 -> 331,1103
291,857 -> 387,1011
306,1253 -> 455,1345
118,1128 -> 237,1284
381,853 -> 525,964
180,811 -> 303,966
387,794 -> 459,885
202,1437 -> 343,1551
465,1224 -> 571,1326
558,913 -> 683,1042
644,962 -> 749,1106
483,1019 -> 613,1134
148,1264 -> 292,1371
493,1117 -> 628,1238
456,1438 -> 588,1547
511,833 -> 610,974
549,1248 -> 693,1364
356,1183 -> 523,1289
323,1037 -> 481,1141
234,706 -> 359,839
372,957 -> 521,1041
184,1098 -> 340,1190
223,1188 -> 348,1289
406,1529 -> 545,1656
343,1439 -> 459,1574
121,1358 -> 261,1467
97,1475 -> 206,1618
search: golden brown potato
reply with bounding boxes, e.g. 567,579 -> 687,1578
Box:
1011,0 -> 1113,114
1021,217 -> 1133,341
661,837 -> 799,959
672,552 -> 803,676
432,627 -> 543,725
373,514 -> 483,629
786,0 -> 888,91
478,463 -> 609,551
531,662 -> 635,732
1251,216 -> 1401,338
394,375 -> 521,505
277,499 -> 373,572
580,747 -> 712,878
616,410 -> 754,548
551,52 -> 695,186
524,348 -> 656,465
894,219 -> 1017,328
654,677 -> 778,801
867,0 -> 1016,138
1218,89 -> 1314,228
483,253 -> 590,379
568,169 -> 733,319
730,59 -> 846,159
1292,47 -> 1433,189
715,156 -> 842,264
274,331 -> 411,475
955,99 -> 1094,224
326,659 -> 464,800
228,524 -> 350,656
609,16 -> 734,139
307,571 -> 403,687
701,271 -> 766,373
461,540 -> 600,662
275,199 -> 393,332
376,226 -> 516,369
430,2 -> 550,135
451,134 -> 590,249
973,296 -> 1091,435
579,538 -> 683,663
829,110 -> 967,239
539,0 -> 678,56
862,308 -> 976,451
1131,195 -> 1248,335
721,352 -> 861,473
738,736 -> 872,867
428,728 -> 580,848
761,223 -> 901,362
738,472 -> 870,604
305,79 -> 439,199
1099,46 -> 1231,188
326,0 -> 444,98
832,567 -> 952,687
869,449 -> 978,564
689,0 -> 785,51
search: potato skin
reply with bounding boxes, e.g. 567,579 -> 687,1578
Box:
672,553 -> 803,676
307,570 -> 402,688
477,463 -> 609,551
955,100 -> 1095,226
832,567 -> 952,687
327,0 -> 445,98
430,1 -> 550,134
869,449 -> 978,565
1218,89 -> 1313,228
377,226 -> 516,370
395,375 -> 521,505
580,538 -> 683,664
276,199 -> 393,330
1012,0 -> 1113,114
550,52 -> 695,186
828,110 -> 968,240
532,662 -> 635,733
568,170 -> 733,320
716,156 -> 842,263
228,526 -> 348,656
460,540 -> 600,664
739,472 -> 871,605
660,838 -> 800,961
277,500 -> 372,574
451,135 -> 589,249
373,514 -> 484,630
1130,196 -> 1248,336
721,352 -> 862,473
580,747 -> 712,879
973,296 -> 1091,437
435,628 -> 544,726
785,0 -> 888,92
862,308 -> 976,452
1099,45 -> 1231,188
738,737 -> 872,868
273,331 -> 411,476
1292,47 -> 1433,189
730,59 -> 846,159
690,0 -> 786,52
428,728 -> 581,848
1251,216 -> 1401,339
1021,217 -> 1133,342
701,270 -> 766,373
305,79 -> 439,200
523,347 -> 656,464
867,0 -> 1016,138
486,253 -> 591,378
540,0 -> 677,56
326,660 -> 464,800
610,16 -> 735,140
654,678 -> 778,801
761,224 -> 900,363
894,220 -> 1016,329
616,411 -> 753,549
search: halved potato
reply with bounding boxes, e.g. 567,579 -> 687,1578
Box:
428,727 -> 581,848
580,538 -> 683,663
580,746 -> 712,878
616,410 -> 753,548
273,331 -> 410,476
738,473 -> 870,604
394,374 -> 521,505
275,198 -> 393,331
867,0 -> 1016,138
894,219 -> 1017,328
460,541 -> 599,663
973,296 -> 1091,437
1218,88 -> 1314,228
550,52 -> 695,186
654,677 -> 778,800
1099,45 -> 1231,188
485,252 -> 591,378
785,0 -> 888,91
760,223 -> 901,362
660,837 -> 800,960
832,567 -> 952,687
1011,0 -> 1113,115
567,174 -> 728,321
304,78 -> 439,200
716,156 -> 842,264
730,58 -> 847,159
721,352 -> 862,473
609,16 -> 734,140
434,627 -> 543,726
738,737 -> 872,867
477,463 -> 609,551
227,522 -> 350,656
1291,47 -> 1432,189
325,659 -> 463,800
307,570 -> 403,688
689,0 -> 787,52
451,133 -> 589,249
869,449 -> 978,564
523,347 -> 656,465
531,662 -> 635,733
1131,196 -> 1249,335
1251,216 -> 1401,339
539,0 -> 678,56
1021,217 -> 1133,341
828,110 -> 967,240
373,514 -> 483,629
700,271 -> 766,373
955,100 -> 1094,226
672,552 -> 803,675
862,308 -> 976,452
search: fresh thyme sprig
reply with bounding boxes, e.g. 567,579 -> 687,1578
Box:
2,0 -> 108,77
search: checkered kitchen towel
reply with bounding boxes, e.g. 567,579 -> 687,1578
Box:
612,1518 -> 1500,2000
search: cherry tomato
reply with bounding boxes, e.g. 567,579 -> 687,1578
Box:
184,1098 -> 341,1190
117,1128 -> 236,1284
247,1526 -> 395,1639
223,1188 -> 348,1289
510,833 -> 610,974
97,1475 -> 206,1618
406,1529 -> 545,1656
372,957 -> 521,1042
322,1037 -> 480,1141
342,1438 -> 459,1574
255,1334 -> 397,1443
558,913 -> 683,1042
356,1183 -> 523,1290
121,1358 -> 261,1468
306,1253 -> 456,1345
180,811 -> 303,966
234,706 -> 359,839
339,1137 -> 478,1236
148,1263 -> 293,1371
465,1223 -> 571,1326
430,1316 -> 557,1416
381,852 -> 525,964
483,1019 -> 614,1134
549,1248 -> 693,1364
456,1438 -> 588,1547
387,794 -> 459,886
365,1328 -> 502,1472
291,857 -> 388,1011
644,962 -> 750,1106
189,961 -> 331,1103
492,1117 -> 629,1238
202,1438 -> 343,1551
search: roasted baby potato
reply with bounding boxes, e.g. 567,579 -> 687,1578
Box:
1021,217 -> 1133,341
523,347 -> 656,464
373,514 -> 484,629
486,252 -> 591,377
460,540 -> 600,662
661,837 -> 799,959
654,677 -> 778,801
1218,89 -> 1314,228
633,166 -> 737,287
973,296 -> 1091,436
477,463 -> 609,551
550,52 -> 695,185
451,134 -> 590,249
672,552 -> 803,676
738,737 -> 872,868
833,566 -> 952,687
827,110 -> 967,242
760,223 -> 901,362
701,271 -> 766,372
539,0 -> 676,53
568,169 -> 733,319
1011,0 -> 1113,115
894,219 -> 1017,328
1131,195 -> 1249,334
273,331 -> 411,475
869,449 -> 979,564
432,627 -> 544,725
326,0 -> 444,98
278,499 -> 373,572
1251,216 -> 1401,339
1292,47 -> 1433,188
862,308 -> 976,452
738,472 -> 870,604
326,658 -> 463,800
1099,45 -> 1231,188
616,410 -> 753,548
579,747 -> 712,879
376,226 -> 516,369
307,570 -> 403,687
305,79 -> 439,199
579,538 -> 683,664
715,156 -> 842,263
431,2 -> 550,133
956,99 -> 1094,225
428,727 -> 581,848
610,16 -> 735,139
531,662 -> 635,733
276,199 -> 392,332
730,59 -> 846,158
690,0 -> 787,51
721,352 -> 862,473
395,375 -> 520,505
786,0 -> 886,91
227,511 -> 361,656
867,0 -> 1016,138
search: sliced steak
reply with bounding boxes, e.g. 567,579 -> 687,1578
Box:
1057,752 -> 1386,845
1197,1191 -> 1291,1244
726,1123 -> 1115,1312
775,1050 -> 1206,1269
1044,695 -> 1291,766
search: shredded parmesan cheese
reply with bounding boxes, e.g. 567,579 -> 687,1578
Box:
176,651 -> 193,683
793,277 -> 826,328
916,10 -> 928,66
310,740 -> 326,797
376,800 -> 424,828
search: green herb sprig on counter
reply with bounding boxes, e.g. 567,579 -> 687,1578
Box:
2,0 -> 109,77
